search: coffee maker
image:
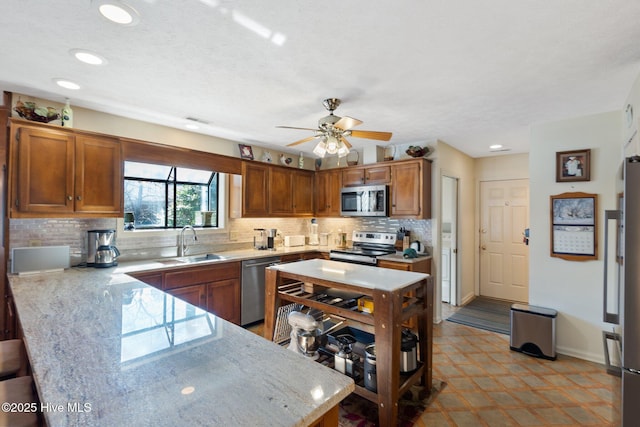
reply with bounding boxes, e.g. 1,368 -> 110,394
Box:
87,229 -> 120,268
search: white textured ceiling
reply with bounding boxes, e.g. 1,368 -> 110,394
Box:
2,1 -> 640,158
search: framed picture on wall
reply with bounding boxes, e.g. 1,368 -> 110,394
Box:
556,149 -> 591,182
239,144 -> 254,160
550,192 -> 598,261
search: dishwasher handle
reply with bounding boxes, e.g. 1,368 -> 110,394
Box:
242,257 -> 282,268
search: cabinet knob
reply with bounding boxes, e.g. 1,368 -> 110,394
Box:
67,196 -> 73,201
76,196 -> 82,201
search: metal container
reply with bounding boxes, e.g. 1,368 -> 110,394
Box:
400,329 -> 418,373
267,228 -> 277,250
364,344 -> 377,392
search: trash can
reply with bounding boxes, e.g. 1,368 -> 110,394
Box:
510,304 -> 557,360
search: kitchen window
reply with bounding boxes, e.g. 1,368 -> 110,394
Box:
124,161 -> 219,229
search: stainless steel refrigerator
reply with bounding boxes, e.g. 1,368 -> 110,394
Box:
604,155 -> 640,426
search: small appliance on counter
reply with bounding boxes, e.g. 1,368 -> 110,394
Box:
308,218 -> 319,245
284,235 -> 305,247
254,228 -> 267,250
267,228 -> 277,250
87,229 -> 120,268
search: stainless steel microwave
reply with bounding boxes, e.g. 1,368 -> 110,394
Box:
340,185 -> 388,217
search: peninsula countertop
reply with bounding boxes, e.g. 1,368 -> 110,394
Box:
8,266 -> 354,426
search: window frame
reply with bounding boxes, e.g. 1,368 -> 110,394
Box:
123,162 -> 221,230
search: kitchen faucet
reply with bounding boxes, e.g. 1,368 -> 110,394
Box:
178,225 -> 198,257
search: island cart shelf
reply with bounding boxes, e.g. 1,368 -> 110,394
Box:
264,259 -> 434,427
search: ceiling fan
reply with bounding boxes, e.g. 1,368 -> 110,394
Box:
277,98 -> 392,158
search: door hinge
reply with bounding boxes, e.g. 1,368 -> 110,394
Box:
14,199 -> 19,207
15,129 -> 20,142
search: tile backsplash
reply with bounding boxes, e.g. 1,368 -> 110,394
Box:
9,217 -> 432,265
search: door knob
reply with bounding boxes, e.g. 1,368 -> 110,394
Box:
481,245 -> 486,250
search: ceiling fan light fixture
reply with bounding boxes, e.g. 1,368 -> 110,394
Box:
337,142 -> 349,158
313,141 -> 327,157
326,136 -> 339,154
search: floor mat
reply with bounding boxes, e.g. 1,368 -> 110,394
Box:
446,296 -> 512,335
339,379 -> 446,427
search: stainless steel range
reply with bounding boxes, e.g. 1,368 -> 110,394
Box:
329,231 -> 397,265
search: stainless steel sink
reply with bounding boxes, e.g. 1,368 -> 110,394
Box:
179,253 -> 228,263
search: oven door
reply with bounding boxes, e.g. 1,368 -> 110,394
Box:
340,185 -> 388,217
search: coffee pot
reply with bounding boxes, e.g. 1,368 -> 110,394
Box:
87,230 -> 120,267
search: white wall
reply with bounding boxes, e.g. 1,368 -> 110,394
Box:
529,111 -> 622,362
432,141 -> 476,320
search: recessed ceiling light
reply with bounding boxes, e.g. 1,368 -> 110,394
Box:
70,49 -> 107,66
489,144 -> 503,150
96,1 -> 140,26
53,79 -> 81,90
185,123 -> 199,130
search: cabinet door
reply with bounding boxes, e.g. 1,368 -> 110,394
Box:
16,126 -> 74,213
269,167 -> 293,215
292,170 -> 314,215
242,162 -> 269,216
75,135 -> 122,215
129,271 -> 163,289
169,284 -> 206,309
341,168 -> 365,187
391,160 -> 431,219
365,165 -> 391,184
315,170 -> 341,216
206,278 -> 241,324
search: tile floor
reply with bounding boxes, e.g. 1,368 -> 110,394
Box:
249,303 -> 621,426
413,304 -> 621,426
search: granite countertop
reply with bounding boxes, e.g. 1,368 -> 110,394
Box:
114,244 -> 431,275
9,267 -> 354,426
269,259 -> 429,292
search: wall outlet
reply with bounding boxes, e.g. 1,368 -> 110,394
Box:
229,231 -> 238,241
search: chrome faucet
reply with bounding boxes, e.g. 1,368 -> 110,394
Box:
178,225 -> 198,257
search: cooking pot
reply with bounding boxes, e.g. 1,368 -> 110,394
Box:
409,240 -> 425,254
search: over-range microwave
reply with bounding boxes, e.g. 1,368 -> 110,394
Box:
340,184 -> 388,217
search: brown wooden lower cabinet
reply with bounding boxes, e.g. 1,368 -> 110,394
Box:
168,284 -> 206,308
206,278 -> 240,325
377,257 -> 431,274
129,262 -> 241,325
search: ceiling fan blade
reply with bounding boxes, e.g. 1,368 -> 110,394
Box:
334,116 -> 362,131
339,136 -> 352,149
349,130 -> 393,141
286,135 -> 320,147
276,125 -> 319,131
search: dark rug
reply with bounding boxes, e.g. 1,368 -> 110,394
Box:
446,296 -> 512,335
339,379 -> 446,427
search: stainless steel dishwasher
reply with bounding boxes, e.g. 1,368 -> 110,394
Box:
241,256 -> 281,326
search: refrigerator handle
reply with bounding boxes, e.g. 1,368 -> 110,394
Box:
603,209 -> 621,324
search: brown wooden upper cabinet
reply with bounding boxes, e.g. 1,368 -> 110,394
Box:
231,161 -> 315,218
9,121 -> 123,217
341,165 -> 391,187
315,169 -> 342,217
390,159 -> 431,219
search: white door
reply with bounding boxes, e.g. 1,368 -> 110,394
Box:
479,179 -> 529,302
441,175 -> 459,305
